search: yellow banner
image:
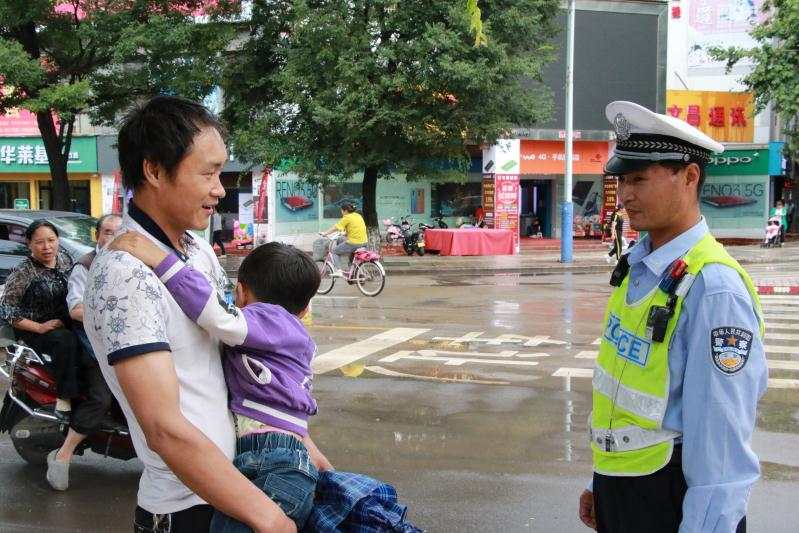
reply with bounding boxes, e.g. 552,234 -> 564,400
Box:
665,90 -> 754,143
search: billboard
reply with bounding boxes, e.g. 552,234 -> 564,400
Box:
666,90 -> 755,143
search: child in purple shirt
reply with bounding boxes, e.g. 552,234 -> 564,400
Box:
111,236 -> 331,532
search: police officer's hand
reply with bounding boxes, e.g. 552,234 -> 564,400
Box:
579,489 -> 597,529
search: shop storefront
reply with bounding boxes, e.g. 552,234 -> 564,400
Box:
517,139 -> 609,239
702,146 -> 770,239
0,136 -> 102,216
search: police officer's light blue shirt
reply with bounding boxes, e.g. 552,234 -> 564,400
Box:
622,217 -> 767,532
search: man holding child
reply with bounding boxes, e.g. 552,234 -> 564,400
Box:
84,96 -> 304,532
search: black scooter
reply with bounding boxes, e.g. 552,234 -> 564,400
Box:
402,221 -> 425,256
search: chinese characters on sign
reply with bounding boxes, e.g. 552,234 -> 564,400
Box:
482,176 -> 495,229
665,90 -> 754,143
0,144 -> 79,166
493,174 -> 520,252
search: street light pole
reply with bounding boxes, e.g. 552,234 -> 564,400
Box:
561,0 -> 576,263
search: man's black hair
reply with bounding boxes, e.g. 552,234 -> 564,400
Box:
26,219 -> 59,241
660,160 -> 707,198
237,242 -> 321,316
95,213 -> 122,234
340,202 -> 355,213
117,95 -> 226,190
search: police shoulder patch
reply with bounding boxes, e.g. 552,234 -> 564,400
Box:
710,327 -> 753,375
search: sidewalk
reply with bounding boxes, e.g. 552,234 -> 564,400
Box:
219,242 -> 799,292
380,242 -> 799,275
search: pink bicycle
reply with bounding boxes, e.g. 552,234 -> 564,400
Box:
316,234 -> 386,297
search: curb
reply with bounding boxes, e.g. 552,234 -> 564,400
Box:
757,285 -> 799,295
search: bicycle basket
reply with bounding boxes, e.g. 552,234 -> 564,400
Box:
312,238 -> 329,261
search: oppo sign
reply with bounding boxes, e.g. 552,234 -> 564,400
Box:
709,154 -> 756,166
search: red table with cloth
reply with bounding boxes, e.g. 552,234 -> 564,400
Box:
423,228 -> 515,256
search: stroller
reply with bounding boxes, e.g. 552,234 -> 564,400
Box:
761,216 -> 782,248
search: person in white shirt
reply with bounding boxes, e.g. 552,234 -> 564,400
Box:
84,96 -> 295,533
45,214 -> 123,491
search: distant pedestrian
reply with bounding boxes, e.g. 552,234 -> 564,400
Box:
211,210 -> 226,256
606,207 -> 626,263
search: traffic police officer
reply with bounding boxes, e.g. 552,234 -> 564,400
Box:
578,101 -> 767,532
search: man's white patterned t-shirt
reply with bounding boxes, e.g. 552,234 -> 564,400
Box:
84,212 -> 235,515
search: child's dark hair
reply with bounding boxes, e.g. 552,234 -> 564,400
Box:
237,242 -> 321,315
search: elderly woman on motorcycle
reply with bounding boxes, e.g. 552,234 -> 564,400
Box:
0,219 -> 111,490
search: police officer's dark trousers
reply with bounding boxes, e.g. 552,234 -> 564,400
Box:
593,445 -> 746,533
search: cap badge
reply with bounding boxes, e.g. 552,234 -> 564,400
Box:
613,113 -> 631,141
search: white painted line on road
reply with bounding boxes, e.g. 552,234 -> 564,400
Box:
552,367 -> 594,378
312,328 -> 430,374
766,332 -> 799,342
764,314 -> 796,322
761,306 -> 799,314
592,338 -> 601,345
766,345 -> 799,356
379,351 -> 540,367
417,349 -> 550,359
576,351 -> 598,359
768,378 -> 799,389
761,296 -> 799,303
767,360 -> 799,371
365,365 -> 512,385
432,332 -> 566,347
767,324 -> 799,333
760,296 -> 799,308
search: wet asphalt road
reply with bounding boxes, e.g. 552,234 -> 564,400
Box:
1,266 -> 797,532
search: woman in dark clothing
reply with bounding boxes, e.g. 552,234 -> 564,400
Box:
0,220 -> 80,413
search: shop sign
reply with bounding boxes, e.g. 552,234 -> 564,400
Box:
520,141 -> 607,175
275,177 -> 318,223
0,136 -> 97,173
706,149 -> 768,176
665,90 -> 754,143
13,198 -> 29,210
482,139 -> 520,174
494,174 -> 519,252
482,176 -> 495,228
701,175 -> 767,221
253,168 -> 269,223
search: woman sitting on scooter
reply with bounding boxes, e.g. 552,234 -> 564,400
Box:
0,220 -> 81,421
0,220 -> 114,491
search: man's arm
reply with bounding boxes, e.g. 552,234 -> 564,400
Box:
115,350 -> 295,533
69,304 -> 84,322
679,275 -> 766,533
67,264 -> 88,322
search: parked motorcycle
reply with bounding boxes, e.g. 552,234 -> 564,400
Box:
0,325 -> 135,466
431,216 -> 448,229
402,221 -> 426,256
382,218 -> 404,244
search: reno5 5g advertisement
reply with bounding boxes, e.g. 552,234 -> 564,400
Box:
700,149 -> 769,237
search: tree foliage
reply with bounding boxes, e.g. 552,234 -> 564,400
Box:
711,0 -> 799,158
224,0 -> 559,229
0,1 -> 236,211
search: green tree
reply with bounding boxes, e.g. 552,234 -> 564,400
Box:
224,0 -> 558,236
0,1 -> 236,211
712,0 -> 799,159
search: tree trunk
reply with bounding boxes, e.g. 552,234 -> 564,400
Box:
36,111 -> 72,212
361,165 -> 381,249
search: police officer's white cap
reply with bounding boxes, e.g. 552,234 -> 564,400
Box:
604,101 -> 725,175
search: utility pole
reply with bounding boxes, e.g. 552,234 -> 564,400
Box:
561,0 -> 576,263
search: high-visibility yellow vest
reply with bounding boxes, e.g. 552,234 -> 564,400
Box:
591,233 -> 763,476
